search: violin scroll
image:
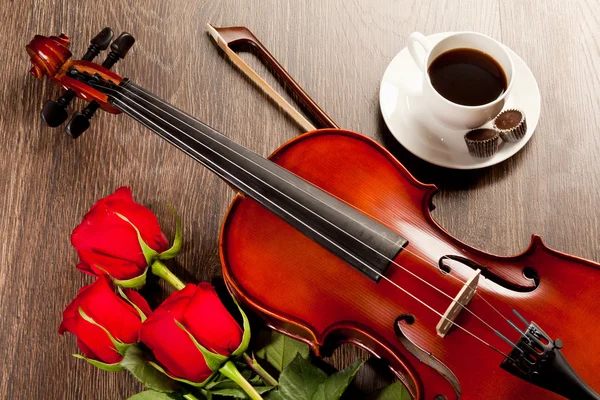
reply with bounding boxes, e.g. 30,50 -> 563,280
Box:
26,29 -> 134,137
26,34 -> 72,79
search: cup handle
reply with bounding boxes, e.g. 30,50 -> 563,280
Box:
408,32 -> 432,71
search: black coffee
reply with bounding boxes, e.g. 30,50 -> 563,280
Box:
428,48 -> 507,106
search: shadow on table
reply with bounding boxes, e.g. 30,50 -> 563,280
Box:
376,115 -> 530,193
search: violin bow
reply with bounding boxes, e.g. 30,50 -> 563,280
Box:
206,24 -> 339,131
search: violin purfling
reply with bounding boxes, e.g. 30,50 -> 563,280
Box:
25,28 -> 600,399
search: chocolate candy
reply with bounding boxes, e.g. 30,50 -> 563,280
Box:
464,128 -> 501,158
493,109 -> 527,142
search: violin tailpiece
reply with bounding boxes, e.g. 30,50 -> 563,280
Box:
501,320 -> 599,399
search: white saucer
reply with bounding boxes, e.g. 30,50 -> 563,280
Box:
379,32 -> 541,169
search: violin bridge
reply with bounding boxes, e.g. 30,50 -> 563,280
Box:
436,269 -> 481,338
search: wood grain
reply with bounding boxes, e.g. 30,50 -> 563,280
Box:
2,0 -> 600,398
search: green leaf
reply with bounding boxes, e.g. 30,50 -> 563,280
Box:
115,212 -> 159,265
266,355 -> 326,400
117,286 -> 148,321
313,360 -> 363,400
113,269 -> 148,290
266,356 -> 362,400
158,206 -> 182,260
371,382 -> 411,400
174,320 -> 228,370
120,345 -> 180,393
72,354 -> 124,372
78,307 -> 130,355
255,330 -> 309,373
126,390 -> 183,400
230,300 -> 251,357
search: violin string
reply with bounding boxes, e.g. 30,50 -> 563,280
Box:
111,83 -> 523,347
479,277 -> 528,336
101,82 -> 515,357
114,83 -> 525,341
432,265 -> 525,336
110,94 -> 513,360
434,262 -> 529,337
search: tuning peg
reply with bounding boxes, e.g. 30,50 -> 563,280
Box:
103,32 -> 135,68
40,91 -> 76,127
81,27 -> 114,61
64,32 -> 136,137
65,103 -> 99,138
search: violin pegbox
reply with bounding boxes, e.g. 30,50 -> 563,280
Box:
26,28 -> 135,138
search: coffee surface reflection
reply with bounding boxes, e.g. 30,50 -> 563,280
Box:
428,48 -> 507,106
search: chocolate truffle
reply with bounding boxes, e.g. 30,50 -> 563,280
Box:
493,109 -> 527,142
464,128 -> 501,158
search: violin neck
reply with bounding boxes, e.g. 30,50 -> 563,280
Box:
107,80 -> 408,281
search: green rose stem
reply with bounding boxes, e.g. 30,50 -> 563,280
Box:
219,361 -> 264,400
242,352 -> 278,386
153,261 -> 267,399
183,394 -> 199,400
151,260 -> 185,290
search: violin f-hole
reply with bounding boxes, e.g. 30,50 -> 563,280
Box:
394,314 -> 461,398
439,255 -> 540,292
523,266 -> 540,286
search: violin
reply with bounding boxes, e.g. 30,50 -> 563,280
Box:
26,28 -> 600,400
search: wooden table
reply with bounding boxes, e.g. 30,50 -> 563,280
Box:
2,0 -> 600,398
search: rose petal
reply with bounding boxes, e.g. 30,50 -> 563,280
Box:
83,187 -> 134,217
76,250 -> 144,280
140,310 -> 212,382
72,217 -> 147,268
74,324 -> 123,364
123,289 -> 153,318
76,276 -> 144,343
60,276 -> 144,352
182,283 -> 243,355
151,284 -> 197,318
75,262 -> 98,277
108,200 -> 169,252
76,338 -> 99,359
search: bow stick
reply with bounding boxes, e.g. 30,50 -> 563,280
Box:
206,24 -> 339,131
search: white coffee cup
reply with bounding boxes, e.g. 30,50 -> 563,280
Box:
408,31 -> 514,130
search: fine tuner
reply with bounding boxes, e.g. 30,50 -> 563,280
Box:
34,28 -> 135,138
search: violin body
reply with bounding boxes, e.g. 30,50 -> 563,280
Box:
221,129 -> 600,399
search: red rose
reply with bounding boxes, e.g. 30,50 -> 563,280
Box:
139,283 -> 244,383
71,187 -> 169,281
59,275 -> 151,364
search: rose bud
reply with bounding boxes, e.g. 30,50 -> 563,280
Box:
59,275 -> 151,369
139,283 -> 249,384
71,187 -> 179,288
